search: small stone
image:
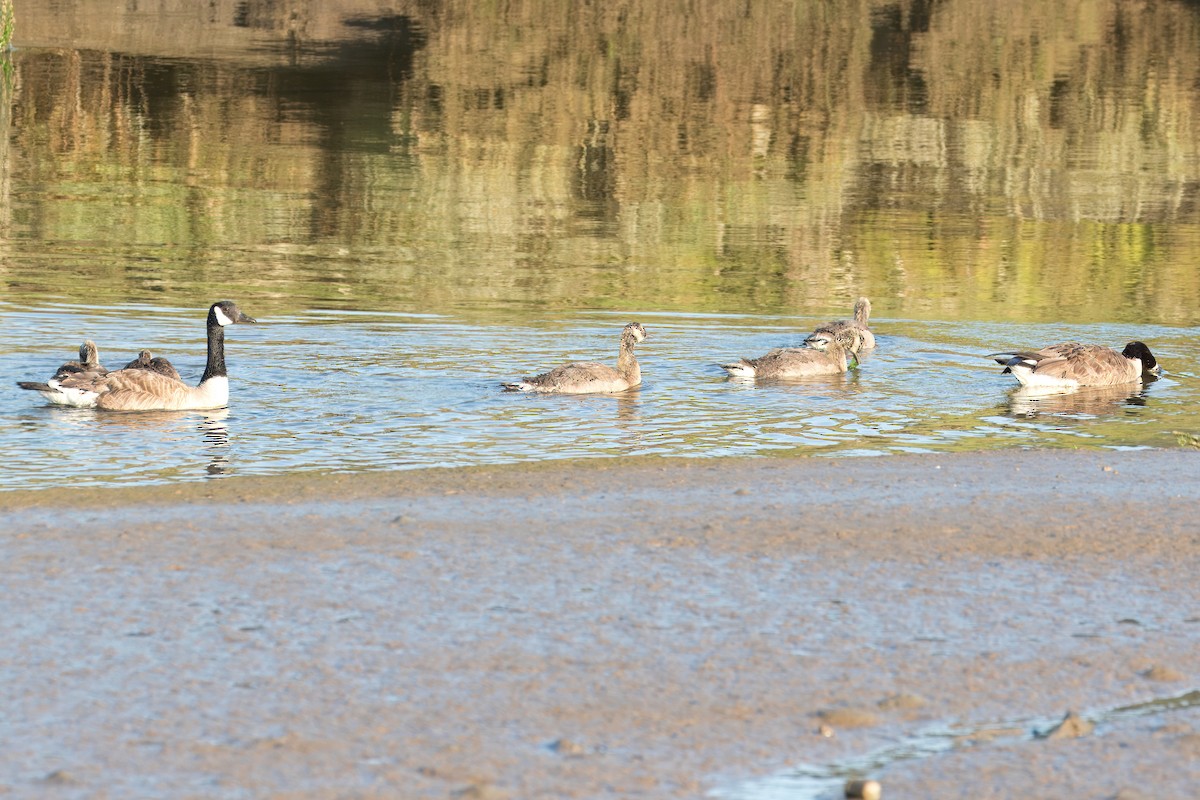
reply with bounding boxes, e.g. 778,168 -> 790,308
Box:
817,724 -> 834,738
42,770 -> 77,785
818,707 -> 880,729
453,782 -> 509,799
1110,789 -> 1150,800
1041,710 -> 1094,740
549,738 -> 586,757
845,778 -> 882,800
1141,665 -> 1185,682
877,693 -> 925,711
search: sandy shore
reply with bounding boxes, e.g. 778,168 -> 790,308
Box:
3,449 -> 1199,798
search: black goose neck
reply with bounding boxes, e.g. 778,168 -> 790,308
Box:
200,319 -> 227,383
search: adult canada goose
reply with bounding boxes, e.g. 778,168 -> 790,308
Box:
20,301 -> 257,411
722,330 -> 859,379
123,350 -> 182,382
502,322 -> 647,394
807,297 -> 876,350
988,341 -> 1159,388
16,340 -> 109,405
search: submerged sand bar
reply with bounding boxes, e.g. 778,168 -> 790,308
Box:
4,450 -> 1199,797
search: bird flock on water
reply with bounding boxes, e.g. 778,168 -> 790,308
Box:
16,297 -> 1160,411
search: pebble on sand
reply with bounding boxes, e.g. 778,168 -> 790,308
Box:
1040,710 -> 1094,740
845,778 -> 882,800
818,706 -> 880,729
1140,664 -> 1185,682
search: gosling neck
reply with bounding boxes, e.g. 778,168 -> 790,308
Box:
854,299 -> 871,326
617,335 -> 641,383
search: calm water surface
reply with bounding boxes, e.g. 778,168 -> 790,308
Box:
2,0 -> 1200,490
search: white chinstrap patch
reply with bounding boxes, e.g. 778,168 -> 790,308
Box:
213,305 -> 235,327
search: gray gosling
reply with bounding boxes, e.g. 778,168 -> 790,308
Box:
123,350 -> 182,382
19,300 -> 256,411
988,341 -> 1158,389
503,322 -> 647,394
722,329 -> 859,379
806,296 -> 876,350
16,340 -> 109,405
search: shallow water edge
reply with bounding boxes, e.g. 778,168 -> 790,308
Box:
2,445 -> 1196,512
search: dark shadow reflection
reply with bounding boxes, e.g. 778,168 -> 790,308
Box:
199,409 -> 232,476
1006,382 -> 1152,418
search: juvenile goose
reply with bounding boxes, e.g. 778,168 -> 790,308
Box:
123,349 -> 182,381
16,340 -> 109,405
25,301 -> 256,411
503,322 -> 647,394
722,330 -> 858,379
989,341 -> 1158,388
807,296 -> 876,350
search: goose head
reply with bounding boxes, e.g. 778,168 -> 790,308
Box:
209,300 -> 257,328
622,322 -> 648,345
1122,341 -> 1158,373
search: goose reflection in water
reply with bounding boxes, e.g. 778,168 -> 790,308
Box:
85,408 -> 234,477
199,410 -> 232,476
1006,382 -> 1151,418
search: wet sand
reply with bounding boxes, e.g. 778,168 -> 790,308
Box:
3,450 -> 1199,798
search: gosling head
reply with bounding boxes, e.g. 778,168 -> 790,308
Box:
209,300 -> 257,328
804,331 -> 841,352
79,340 -> 100,368
125,350 -> 154,369
804,328 -> 860,353
1122,341 -> 1158,373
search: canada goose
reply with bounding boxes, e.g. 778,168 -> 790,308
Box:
16,340 -> 109,405
123,350 -> 182,381
807,297 -> 876,350
21,301 -> 257,411
988,341 -> 1158,388
502,322 -> 647,394
722,330 -> 859,379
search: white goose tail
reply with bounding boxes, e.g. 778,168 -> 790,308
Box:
720,360 -> 756,378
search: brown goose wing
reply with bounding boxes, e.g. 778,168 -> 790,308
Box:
56,368 -> 195,411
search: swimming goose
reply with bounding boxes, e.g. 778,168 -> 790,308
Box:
16,340 -> 109,405
123,350 -> 182,381
807,297 -> 876,350
503,322 -> 647,394
989,341 -> 1158,388
23,301 -> 257,411
722,330 -> 859,379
